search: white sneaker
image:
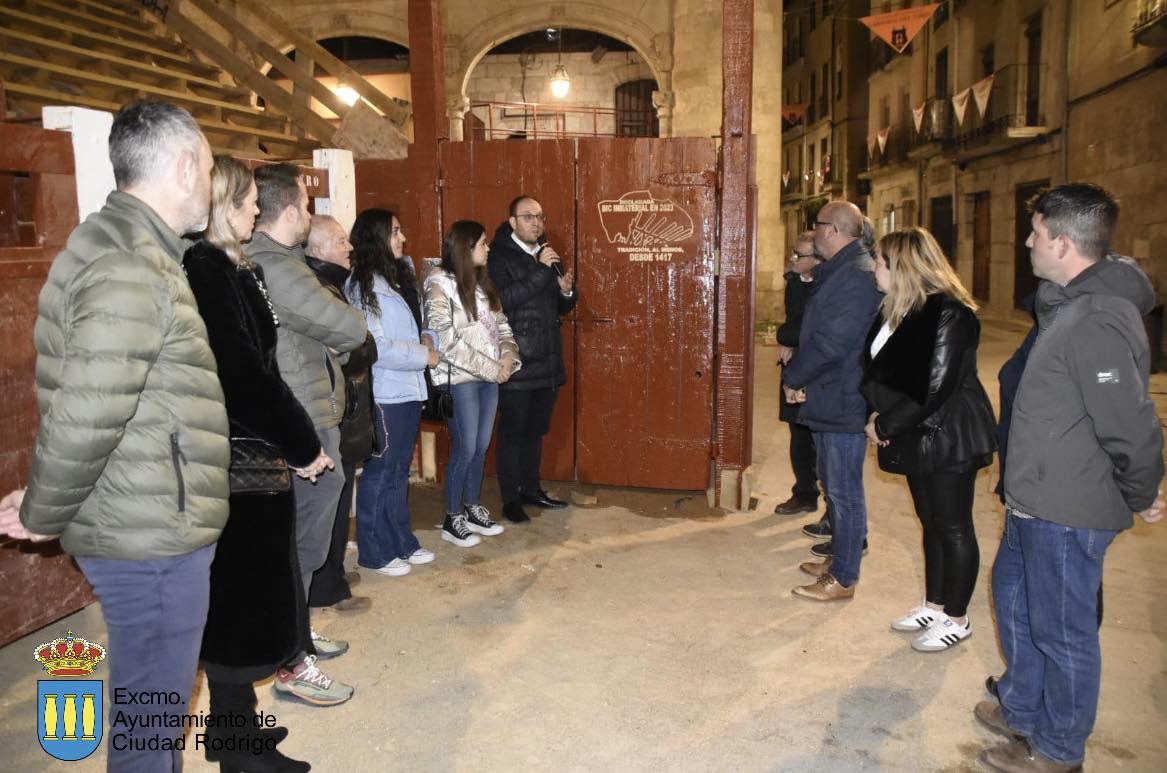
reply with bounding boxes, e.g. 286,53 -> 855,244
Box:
441,513 -> 482,547
912,616 -> 971,652
464,504 -> 504,536
374,558 -> 411,576
407,547 -> 435,565
891,603 -> 940,632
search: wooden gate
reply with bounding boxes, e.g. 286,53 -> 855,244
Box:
433,137 -> 718,490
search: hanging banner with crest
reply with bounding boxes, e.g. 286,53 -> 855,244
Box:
781,103 -> 808,124
860,3 -> 940,54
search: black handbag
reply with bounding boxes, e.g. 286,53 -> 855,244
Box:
228,437 -> 291,494
419,301 -> 455,422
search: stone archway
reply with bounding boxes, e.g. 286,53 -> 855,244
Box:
449,8 -> 673,138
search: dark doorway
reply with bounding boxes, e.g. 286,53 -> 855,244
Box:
615,79 -> 660,137
972,191 -> 991,302
1014,180 -> 1048,308
930,195 -> 955,265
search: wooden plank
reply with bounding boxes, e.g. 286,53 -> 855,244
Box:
233,0 -> 411,128
26,0 -> 178,47
237,159 -> 329,198
408,0 -> 446,261
714,0 -> 755,506
180,0 -> 353,123
158,5 -> 339,144
3,82 -> 318,147
0,5 -> 219,76
0,27 -> 248,95
69,0 -> 147,23
0,123 -> 75,175
0,52 -> 279,123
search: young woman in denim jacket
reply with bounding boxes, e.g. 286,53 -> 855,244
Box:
423,220 -> 521,547
347,209 -> 438,576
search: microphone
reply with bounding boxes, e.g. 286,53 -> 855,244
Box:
537,236 -> 564,276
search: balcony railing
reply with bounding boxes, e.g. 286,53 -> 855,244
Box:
1133,0 -> 1167,46
468,101 -> 657,141
950,64 -> 1047,150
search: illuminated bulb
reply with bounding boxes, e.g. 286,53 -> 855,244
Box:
335,86 -> 360,107
549,64 -> 571,99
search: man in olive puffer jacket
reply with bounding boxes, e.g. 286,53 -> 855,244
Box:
246,165 -> 367,699
0,101 -> 229,773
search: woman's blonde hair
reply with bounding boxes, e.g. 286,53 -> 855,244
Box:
878,227 -> 977,324
204,155 -> 254,266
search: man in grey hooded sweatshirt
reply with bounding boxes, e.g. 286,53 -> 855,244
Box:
977,183 -> 1164,773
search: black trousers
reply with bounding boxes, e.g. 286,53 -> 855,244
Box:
308,459 -> 356,608
788,420 -> 820,501
906,469 -> 980,618
496,386 -> 558,504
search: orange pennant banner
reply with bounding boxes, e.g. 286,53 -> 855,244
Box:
860,3 -> 940,54
781,103 -> 808,124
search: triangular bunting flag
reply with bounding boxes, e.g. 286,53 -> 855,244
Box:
971,74 -> 995,118
867,134 -> 877,157
860,3 -> 940,54
781,103 -> 808,124
782,170 -> 790,187
912,102 -> 926,134
877,128 -> 889,153
952,88 -> 971,126
822,154 -> 831,177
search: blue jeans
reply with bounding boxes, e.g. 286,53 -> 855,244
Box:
357,401 -> 423,568
992,512 -> 1117,765
444,381 -> 498,514
813,430 -> 867,587
75,543 -> 216,773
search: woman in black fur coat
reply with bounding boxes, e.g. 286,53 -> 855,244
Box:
185,157 -> 331,772
857,228 -> 996,653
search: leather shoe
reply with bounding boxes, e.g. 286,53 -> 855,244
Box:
975,700 -> 1024,741
774,496 -> 817,515
791,573 -> 854,601
503,502 -> 531,523
799,559 -> 832,577
345,571 -> 361,589
328,595 -> 371,614
521,489 -> 568,509
980,739 -> 1081,772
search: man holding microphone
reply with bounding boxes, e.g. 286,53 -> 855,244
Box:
488,196 -> 578,523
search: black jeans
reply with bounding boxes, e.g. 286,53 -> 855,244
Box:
496,386 -> 559,504
308,459 -> 355,608
906,469 -> 980,618
788,420 -> 820,501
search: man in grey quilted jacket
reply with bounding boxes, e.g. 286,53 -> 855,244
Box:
246,164 -> 367,703
0,101 -> 229,772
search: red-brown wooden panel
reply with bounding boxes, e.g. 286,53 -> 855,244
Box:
353,158 -> 431,276
438,140 -> 577,482
575,137 -> 717,489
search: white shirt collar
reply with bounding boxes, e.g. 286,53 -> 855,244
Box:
511,231 -> 540,256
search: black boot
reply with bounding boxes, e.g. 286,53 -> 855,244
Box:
206,680 -> 302,770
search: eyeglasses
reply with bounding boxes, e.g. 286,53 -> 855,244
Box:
813,220 -> 837,232
515,213 -> 546,223
792,252 -> 816,260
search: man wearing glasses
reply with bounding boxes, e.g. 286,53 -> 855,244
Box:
783,201 -> 881,601
774,231 -> 827,529
488,196 -> 579,523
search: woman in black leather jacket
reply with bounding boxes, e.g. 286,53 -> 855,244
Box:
858,227 -> 996,652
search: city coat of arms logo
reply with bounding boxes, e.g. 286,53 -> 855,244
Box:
34,631 -> 106,761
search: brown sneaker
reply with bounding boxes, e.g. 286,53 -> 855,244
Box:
792,572 -> 854,601
979,738 -> 1081,772
975,700 -> 1025,741
799,559 -> 832,577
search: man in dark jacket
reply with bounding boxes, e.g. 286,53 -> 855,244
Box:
977,184 -> 1164,773
783,201 -> 881,601
0,101 -> 230,772
488,195 -> 579,523
305,215 -> 375,614
774,230 -> 824,519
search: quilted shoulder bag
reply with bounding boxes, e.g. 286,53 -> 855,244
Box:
229,436 -> 291,494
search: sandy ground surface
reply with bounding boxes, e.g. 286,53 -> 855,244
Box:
2,315 -> 1165,772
